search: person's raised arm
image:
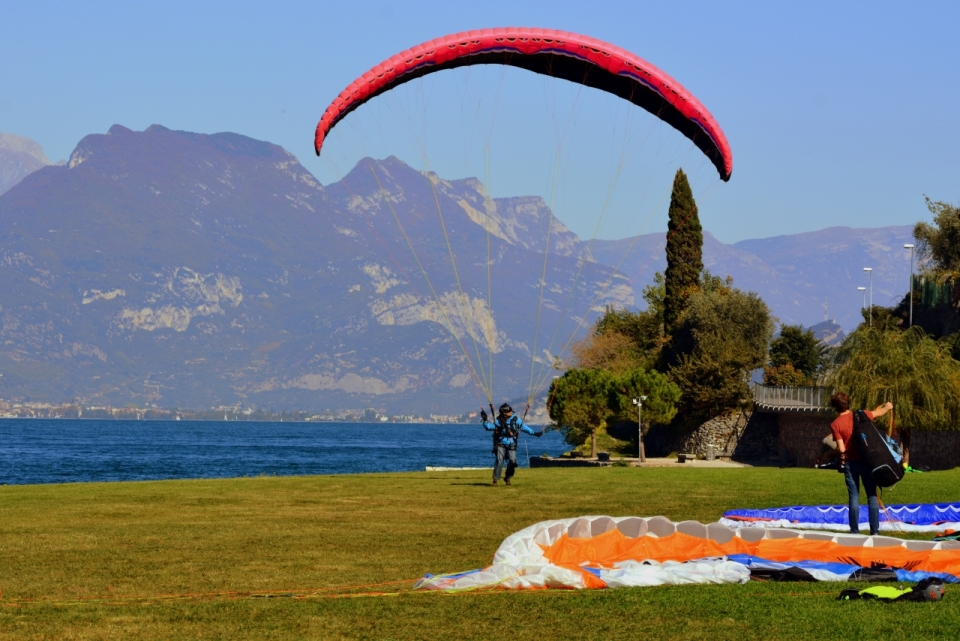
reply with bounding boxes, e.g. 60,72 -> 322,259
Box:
481,409 -> 494,431
871,402 -> 894,418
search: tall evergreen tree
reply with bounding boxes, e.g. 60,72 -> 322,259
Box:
663,169 -> 703,335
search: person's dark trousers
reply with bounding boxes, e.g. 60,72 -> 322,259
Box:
494,444 -> 518,481
845,460 -> 880,535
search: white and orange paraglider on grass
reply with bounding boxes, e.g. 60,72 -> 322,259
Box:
414,515 -> 960,591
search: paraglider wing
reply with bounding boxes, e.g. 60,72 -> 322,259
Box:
415,516 -> 960,591
314,27 -> 733,181
721,502 -> 960,533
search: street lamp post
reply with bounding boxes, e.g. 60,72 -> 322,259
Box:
904,243 -> 915,327
858,286 -> 866,310
633,396 -> 647,464
863,267 -> 873,327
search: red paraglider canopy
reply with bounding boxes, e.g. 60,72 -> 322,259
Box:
314,27 -> 733,181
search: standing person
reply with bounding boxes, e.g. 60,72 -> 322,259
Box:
481,403 -> 542,486
829,391 -> 894,535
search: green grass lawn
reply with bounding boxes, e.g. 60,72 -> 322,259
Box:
1,467 -> 958,640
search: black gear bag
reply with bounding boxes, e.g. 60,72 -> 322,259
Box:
853,409 -> 905,488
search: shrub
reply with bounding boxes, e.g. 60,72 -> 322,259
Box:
763,363 -> 809,387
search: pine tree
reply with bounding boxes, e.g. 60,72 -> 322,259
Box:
548,368 -> 616,458
663,168 -> 703,336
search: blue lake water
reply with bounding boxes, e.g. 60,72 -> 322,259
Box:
0,419 -> 569,485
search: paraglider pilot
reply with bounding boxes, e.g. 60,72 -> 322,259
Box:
481,403 -> 542,486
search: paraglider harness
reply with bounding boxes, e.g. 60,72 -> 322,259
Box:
492,412 -> 522,453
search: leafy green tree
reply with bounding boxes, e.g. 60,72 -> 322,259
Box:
858,305 -> 903,333
663,169 -> 703,336
914,197 -> 960,276
638,271 -> 667,350
630,271 -> 672,359
583,307 -> 649,372
609,368 -> 680,455
669,284 -> 774,424
596,273 -> 669,348
570,328 -> 646,375
692,268 -> 733,294
663,269 -> 732,366
548,368 -> 615,458
594,307 -> 648,345
766,325 -> 829,383
828,326 -> 960,432
762,363 -> 809,387
669,339 -> 752,423
571,274 -> 670,373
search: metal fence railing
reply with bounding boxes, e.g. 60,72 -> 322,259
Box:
752,383 -> 832,413
916,275 -> 960,308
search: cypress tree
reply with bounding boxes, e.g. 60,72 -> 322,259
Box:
663,168 -> 703,336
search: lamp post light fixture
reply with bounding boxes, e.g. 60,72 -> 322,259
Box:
904,243 -> 915,327
858,286 -> 866,310
633,396 -> 647,464
863,267 -> 873,327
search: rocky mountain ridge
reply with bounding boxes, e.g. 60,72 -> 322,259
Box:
0,125 -> 623,412
0,125 -> 918,412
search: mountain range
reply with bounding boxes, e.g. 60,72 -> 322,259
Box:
591,225 -> 914,333
0,133 -> 58,196
0,126 -> 625,413
0,127 -> 916,412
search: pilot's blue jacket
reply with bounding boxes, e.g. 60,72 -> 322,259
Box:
483,413 -> 537,448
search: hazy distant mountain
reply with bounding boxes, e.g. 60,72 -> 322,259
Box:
590,226 -> 914,333
0,133 -> 52,196
0,125 -> 624,412
0,124 -> 921,412
808,320 -> 845,347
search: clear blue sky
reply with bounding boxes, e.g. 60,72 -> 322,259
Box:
2,0 -> 957,243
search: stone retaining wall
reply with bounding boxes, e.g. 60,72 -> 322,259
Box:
648,408 -> 959,470
644,410 -> 779,462
675,411 -> 746,458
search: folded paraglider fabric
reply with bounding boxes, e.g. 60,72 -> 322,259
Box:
721,503 -> 960,533
415,515 -> 960,591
